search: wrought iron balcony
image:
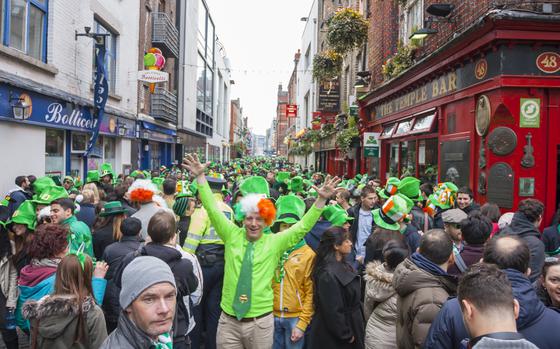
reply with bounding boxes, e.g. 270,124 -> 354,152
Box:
152,12 -> 179,58
151,88 -> 177,124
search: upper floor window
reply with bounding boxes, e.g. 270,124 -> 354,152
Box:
399,0 -> 424,44
93,19 -> 117,92
2,0 -> 48,62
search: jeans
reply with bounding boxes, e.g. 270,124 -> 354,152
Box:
190,262 -> 224,349
273,317 -> 305,349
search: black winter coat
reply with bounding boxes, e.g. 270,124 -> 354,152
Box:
101,236 -> 142,326
500,212 -> 545,282
310,260 -> 365,349
542,224 -> 560,255
92,224 -> 116,261
76,203 -> 97,230
114,243 -> 198,343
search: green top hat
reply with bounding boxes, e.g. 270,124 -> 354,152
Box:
130,170 -> 143,179
377,177 -> 401,200
176,180 -> 194,198
8,200 -> 36,230
152,177 -> 164,189
323,205 -> 354,227
32,185 -> 69,205
32,176 -> 56,196
355,174 -> 363,181
275,172 -> 291,184
63,176 -> 75,184
430,182 -> 459,210
239,176 -> 270,197
289,176 -> 304,193
373,193 -> 412,230
142,170 -> 151,179
100,163 -> 114,178
50,175 -> 62,186
274,195 -> 306,225
206,174 -> 227,192
398,177 -> 422,202
99,201 -> 127,217
86,170 -> 100,183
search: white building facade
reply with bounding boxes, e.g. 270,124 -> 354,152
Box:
178,0 -> 231,163
0,0 -> 139,195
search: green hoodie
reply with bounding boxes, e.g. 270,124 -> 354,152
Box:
62,216 -> 94,258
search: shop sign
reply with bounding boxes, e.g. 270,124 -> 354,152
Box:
475,59 -> 488,80
0,84 -> 97,132
363,132 -> 380,158
286,104 -> 298,117
137,70 -> 169,83
318,79 -> 340,112
519,98 -> 540,128
536,52 -> 560,74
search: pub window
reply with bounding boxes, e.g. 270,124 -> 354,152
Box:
5,0 -> 48,62
380,123 -> 397,139
399,0 -> 424,44
393,119 -> 414,138
440,139 -> 470,188
411,112 -> 436,133
45,129 -> 64,175
387,142 -> 399,178
418,138 -> 438,184
400,140 -> 417,177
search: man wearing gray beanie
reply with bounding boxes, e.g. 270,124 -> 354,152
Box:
101,256 -> 177,349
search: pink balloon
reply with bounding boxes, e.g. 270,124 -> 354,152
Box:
155,54 -> 166,69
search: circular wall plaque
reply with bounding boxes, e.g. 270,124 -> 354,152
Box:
476,95 -> 491,136
487,127 -> 517,156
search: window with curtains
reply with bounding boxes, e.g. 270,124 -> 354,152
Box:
3,0 -> 48,61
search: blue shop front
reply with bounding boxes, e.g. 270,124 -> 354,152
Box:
137,120 -> 176,170
0,82 -> 136,183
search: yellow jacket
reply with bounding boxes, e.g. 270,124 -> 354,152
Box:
272,244 -> 315,331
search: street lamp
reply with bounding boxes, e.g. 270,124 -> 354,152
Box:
75,26 -> 110,46
9,94 -> 30,120
409,27 -> 438,40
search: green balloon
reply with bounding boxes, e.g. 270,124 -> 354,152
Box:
144,53 -> 156,67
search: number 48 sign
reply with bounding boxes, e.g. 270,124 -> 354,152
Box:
536,52 -> 560,74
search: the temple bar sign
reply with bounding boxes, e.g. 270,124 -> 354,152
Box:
374,71 -> 458,119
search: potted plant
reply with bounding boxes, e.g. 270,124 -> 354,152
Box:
381,41 -> 416,80
326,8 -> 369,54
312,50 -> 343,81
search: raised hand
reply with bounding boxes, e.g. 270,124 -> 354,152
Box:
312,175 -> 342,200
182,153 -> 208,178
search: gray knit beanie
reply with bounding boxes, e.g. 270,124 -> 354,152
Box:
119,256 -> 177,309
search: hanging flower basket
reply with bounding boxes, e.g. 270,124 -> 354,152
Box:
381,41 -> 415,80
312,50 -> 343,81
326,8 -> 369,54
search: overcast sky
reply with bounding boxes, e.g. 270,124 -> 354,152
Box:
205,0 -> 314,136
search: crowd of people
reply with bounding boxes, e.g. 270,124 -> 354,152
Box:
0,155 -> 559,349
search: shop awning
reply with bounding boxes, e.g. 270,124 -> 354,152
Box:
141,121 -> 177,136
379,110 -> 437,140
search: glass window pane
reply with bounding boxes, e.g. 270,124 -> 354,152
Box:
393,119 -> 413,137
380,123 -> 396,138
197,0 -> 206,55
207,20 -> 214,63
104,137 -> 116,170
10,0 -> 26,52
28,5 -> 44,60
205,67 -> 213,114
93,20 -> 117,92
400,140 -> 416,177
0,0 -> 4,41
412,113 -> 435,132
196,55 -> 205,110
45,129 -> 65,175
418,138 -> 438,183
387,143 -> 399,178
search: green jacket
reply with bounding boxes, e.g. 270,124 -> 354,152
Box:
198,181 -> 323,318
63,216 -> 94,258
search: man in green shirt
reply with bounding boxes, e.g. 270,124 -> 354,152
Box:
182,154 -> 340,349
50,198 -> 94,257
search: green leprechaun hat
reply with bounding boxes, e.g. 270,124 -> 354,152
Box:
377,177 -> 401,200
275,172 -> 291,185
239,176 -> 270,197
373,193 -> 412,231
152,177 -> 165,190
274,195 -> 306,226
129,170 -> 143,179
427,182 -> 459,212
86,170 -> 100,184
99,201 -> 127,217
398,177 -> 422,202
32,185 -> 69,205
289,176 -> 304,193
322,205 -> 354,227
32,176 -> 56,196
100,163 -> 114,179
8,200 -> 37,230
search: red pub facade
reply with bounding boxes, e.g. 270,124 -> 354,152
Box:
359,10 -> 560,224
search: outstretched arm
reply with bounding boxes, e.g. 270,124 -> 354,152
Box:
182,154 -> 238,242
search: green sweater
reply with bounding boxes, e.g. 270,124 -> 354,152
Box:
198,181 -> 323,318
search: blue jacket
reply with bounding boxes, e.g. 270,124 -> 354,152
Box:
424,269 -> 560,349
16,273 -> 106,331
7,189 -> 31,216
305,220 -> 332,253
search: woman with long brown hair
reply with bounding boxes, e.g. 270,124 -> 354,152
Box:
23,253 -> 108,349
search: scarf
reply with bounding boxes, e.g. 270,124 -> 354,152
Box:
152,332 -> 173,349
410,252 -> 448,276
275,240 -> 306,283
